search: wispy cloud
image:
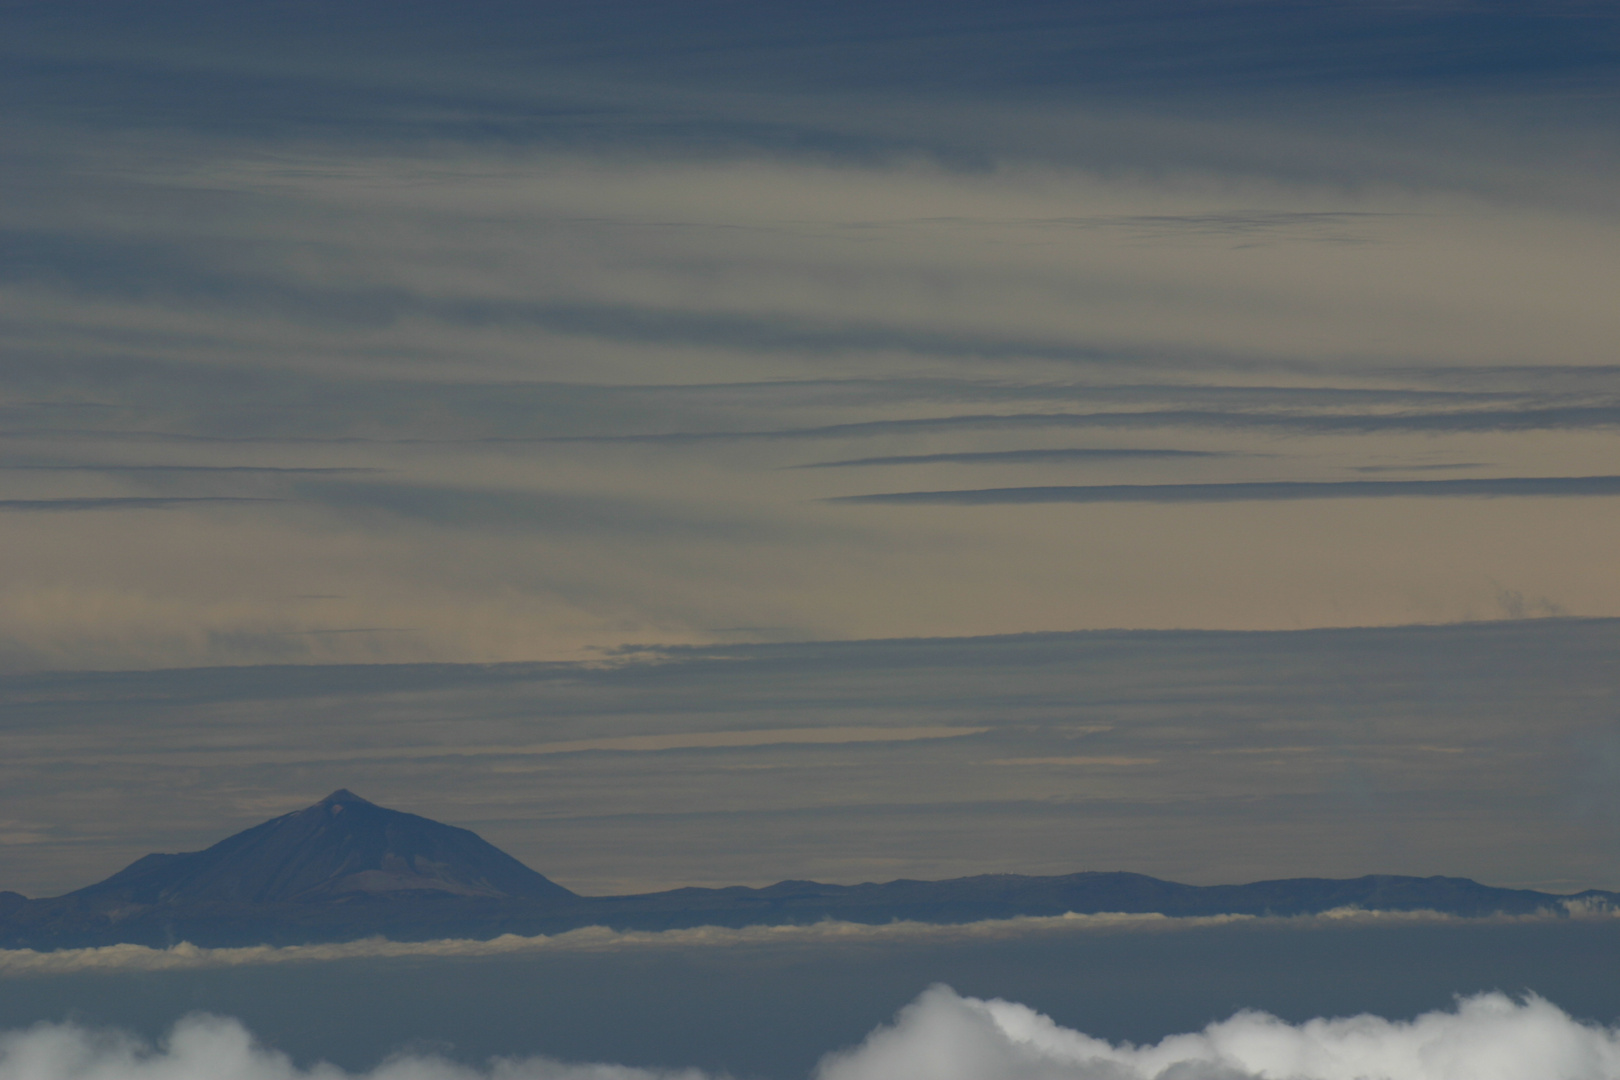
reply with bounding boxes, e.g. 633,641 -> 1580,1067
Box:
543,407 -> 1620,445
792,449 -> 1228,469
827,476 -> 1620,506
4,0 -> 1620,866
14,726 -> 991,768
1348,463 -> 1485,474
0,497 -> 275,512
0,464 -> 382,474
287,480 -> 817,542
992,756 -> 1159,766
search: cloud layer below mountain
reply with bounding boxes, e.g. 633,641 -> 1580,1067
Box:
0,911 -> 1495,977
4,987 -> 1617,1080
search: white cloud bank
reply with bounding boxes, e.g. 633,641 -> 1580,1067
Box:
0,1014 -> 705,1080
7,906 -> 1614,978
0,913 -> 1258,976
5,987 -> 1619,1080
816,987 -> 1620,1080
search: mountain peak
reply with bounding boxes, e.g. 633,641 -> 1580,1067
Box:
69,792 -> 576,907
315,789 -> 373,809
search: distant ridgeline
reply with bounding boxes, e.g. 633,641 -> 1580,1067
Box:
2,790 -> 1615,951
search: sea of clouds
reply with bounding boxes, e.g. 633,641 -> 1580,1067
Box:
0,909 -> 1523,977
4,985 -> 1618,1080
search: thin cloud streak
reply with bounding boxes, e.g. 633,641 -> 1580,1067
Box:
828,476 -> 1620,506
543,406 -> 1620,445
792,449 -> 1229,468
13,726 -> 993,768
0,496 -> 276,512
0,464 -> 383,474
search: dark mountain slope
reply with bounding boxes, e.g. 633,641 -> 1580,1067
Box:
65,790 -> 576,906
3,791 -> 1615,951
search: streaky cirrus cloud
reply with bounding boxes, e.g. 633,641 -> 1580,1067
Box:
544,406 -> 1620,445
3,0 -> 1620,670
828,475 -> 1620,506
4,987 -> 1618,1080
791,448 -> 1230,468
0,497 -> 276,513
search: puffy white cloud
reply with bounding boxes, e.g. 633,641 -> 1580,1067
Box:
4,987 -> 1618,1080
818,986 -> 1620,1080
0,1014 -> 701,1080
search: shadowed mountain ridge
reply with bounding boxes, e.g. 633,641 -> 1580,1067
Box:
3,791 -> 1616,952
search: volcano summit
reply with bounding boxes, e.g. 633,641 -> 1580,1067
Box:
66,790 -> 576,907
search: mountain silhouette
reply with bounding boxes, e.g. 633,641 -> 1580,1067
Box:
3,790 -> 1616,952
66,789 -> 575,906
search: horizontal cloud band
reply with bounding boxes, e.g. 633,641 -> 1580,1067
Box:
547,407 -> 1620,445
794,448 -> 1228,469
0,497 -> 276,513
8,906 -> 1614,977
829,475 -> 1620,505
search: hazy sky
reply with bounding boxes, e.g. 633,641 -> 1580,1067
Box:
3,1 -> 1619,900
6,619 -> 1620,898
